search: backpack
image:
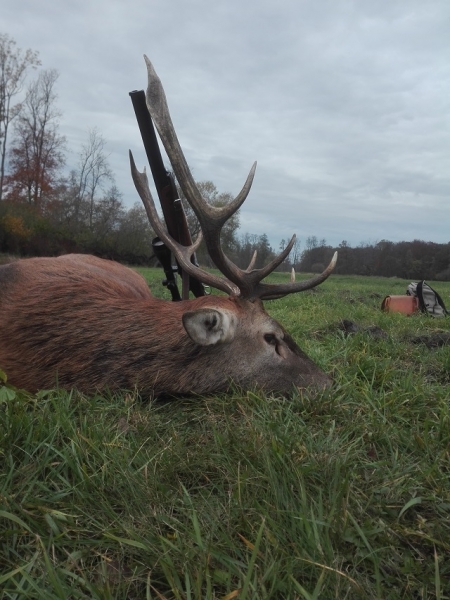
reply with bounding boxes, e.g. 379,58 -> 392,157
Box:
406,281 -> 448,318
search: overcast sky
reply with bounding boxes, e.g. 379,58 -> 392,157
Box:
3,0 -> 450,249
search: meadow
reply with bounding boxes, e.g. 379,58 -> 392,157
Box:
1,268 -> 449,599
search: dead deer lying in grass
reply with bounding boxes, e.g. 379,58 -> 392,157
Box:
0,57 -> 336,396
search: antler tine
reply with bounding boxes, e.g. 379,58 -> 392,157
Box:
251,234 -> 297,281
244,250 -> 257,273
218,235 -> 296,298
251,251 -> 338,300
129,151 -> 239,296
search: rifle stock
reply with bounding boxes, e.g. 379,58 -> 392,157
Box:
129,89 -> 205,300
152,237 -> 181,301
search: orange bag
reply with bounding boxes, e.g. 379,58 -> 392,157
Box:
381,295 -> 418,315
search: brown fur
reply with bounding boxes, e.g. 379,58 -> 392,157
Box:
0,254 -> 331,395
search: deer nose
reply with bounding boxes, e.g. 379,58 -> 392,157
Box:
318,373 -> 333,390
296,372 -> 332,395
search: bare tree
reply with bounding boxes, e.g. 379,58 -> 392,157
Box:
305,235 -> 318,251
290,237 -> 302,267
0,33 -> 40,200
6,69 -> 65,209
116,203 -> 155,263
92,185 -> 125,241
276,237 -> 302,271
75,128 -> 114,228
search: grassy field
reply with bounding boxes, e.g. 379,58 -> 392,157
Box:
1,268 -> 449,599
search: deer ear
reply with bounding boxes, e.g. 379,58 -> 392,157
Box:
182,308 -> 237,346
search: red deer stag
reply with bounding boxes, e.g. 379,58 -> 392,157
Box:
0,57 -> 337,396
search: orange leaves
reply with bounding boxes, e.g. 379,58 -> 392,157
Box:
1,214 -> 31,239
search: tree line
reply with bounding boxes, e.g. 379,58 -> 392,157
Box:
1,34 -> 448,280
299,238 -> 450,281
0,33 -> 281,268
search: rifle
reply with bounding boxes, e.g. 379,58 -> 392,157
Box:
129,89 -> 206,301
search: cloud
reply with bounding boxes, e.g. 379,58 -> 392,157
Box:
2,0 -> 449,248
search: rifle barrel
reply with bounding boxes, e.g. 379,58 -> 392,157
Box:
129,89 -> 206,300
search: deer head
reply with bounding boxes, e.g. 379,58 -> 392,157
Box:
127,57 -> 337,395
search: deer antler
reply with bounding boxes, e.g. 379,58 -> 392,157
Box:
129,154 -> 239,296
131,56 -> 337,300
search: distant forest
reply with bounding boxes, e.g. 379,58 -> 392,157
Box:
1,197 -> 449,281
298,239 -> 450,281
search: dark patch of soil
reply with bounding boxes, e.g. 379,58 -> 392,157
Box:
411,332 -> 450,349
337,290 -> 382,305
338,319 -> 388,339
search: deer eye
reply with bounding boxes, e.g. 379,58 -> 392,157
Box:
264,333 -> 277,346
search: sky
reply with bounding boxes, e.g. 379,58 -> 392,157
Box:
2,0 -> 450,250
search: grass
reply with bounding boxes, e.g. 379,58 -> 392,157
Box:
1,269 -> 450,599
